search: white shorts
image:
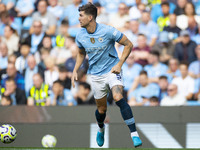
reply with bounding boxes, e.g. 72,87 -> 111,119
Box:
89,71 -> 124,99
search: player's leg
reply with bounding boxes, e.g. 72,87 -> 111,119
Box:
89,74 -> 108,147
111,85 -> 142,147
95,95 -> 107,147
109,72 -> 142,147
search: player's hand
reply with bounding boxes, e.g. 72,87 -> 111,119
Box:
111,64 -> 121,74
71,71 -> 78,88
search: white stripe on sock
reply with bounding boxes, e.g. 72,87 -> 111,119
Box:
131,131 -> 139,137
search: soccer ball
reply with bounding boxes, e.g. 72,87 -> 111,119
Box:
41,134 -> 57,148
0,124 -> 17,144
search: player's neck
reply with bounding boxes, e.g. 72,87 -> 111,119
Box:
86,21 -> 97,34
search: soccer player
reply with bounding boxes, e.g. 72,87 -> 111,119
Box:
71,3 -> 142,147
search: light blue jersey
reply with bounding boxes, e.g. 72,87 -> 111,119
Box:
76,23 -> 123,75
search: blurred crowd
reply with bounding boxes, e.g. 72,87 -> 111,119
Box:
0,0 -> 200,106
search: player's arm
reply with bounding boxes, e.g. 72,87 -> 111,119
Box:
71,48 -> 86,87
111,35 -> 133,74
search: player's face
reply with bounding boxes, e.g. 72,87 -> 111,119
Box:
79,11 -> 90,28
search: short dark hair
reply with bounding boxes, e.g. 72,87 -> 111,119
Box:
149,96 -> 159,102
79,82 -> 91,91
78,2 -> 97,20
179,61 -> 189,68
159,75 -> 167,80
1,95 -> 12,105
20,41 -> 31,48
6,78 -> 16,84
58,65 -> 68,72
61,19 -> 69,26
139,70 -> 148,76
161,2 -> 169,7
150,51 -> 160,57
138,33 -> 146,38
53,80 -> 64,87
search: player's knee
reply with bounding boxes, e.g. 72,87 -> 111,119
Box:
113,94 -> 123,102
97,107 -> 107,114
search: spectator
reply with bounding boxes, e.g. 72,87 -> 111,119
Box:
158,75 -> 168,102
1,25 -> 19,55
15,0 -> 34,22
62,0 -> 82,27
149,96 -> 159,106
65,44 -> 88,78
56,19 -> 69,44
160,83 -> 186,106
123,19 -> 139,47
176,2 -> 200,30
188,45 -> 200,79
38,47 -> 50,71
151,0 -> 176,22
47,0 -> 64,21
0,43 -> 8,70
109,3 -> 129,31
144,51 -> 168,83
132,33 -> 151,66
44,56 -> 59,88
0,54 -> 17,82
0,95 -> 12,106
76,82 -> 95,105
1,78 -> 27,105
166,58 -> 181,82
173,0 -> 188,16
139,10 -> 159,47
172,61 -> 195,100
51,23 -> 72,64
174,30 -> 197,64
0,3 -> 6,13
25,20 -> 46,54
163,14 -> 181,42
94,2 -> 109,25
50,80 -> 76,106
192,24 -> 200,45
1,0 -> 16,12
7,54 -> 17,64
41,35 -> 53,51
0,11 -> 11,36
57,66 -> 71,90
128,71 -> 159,106
122,51 -> 143,98
15,43 -> 30,74
1,63 -> 25,90
157,2 -> 170,31
31,0 -> 57,35
28,73 -> 50,106
152,31 -> 175,64
187,16 -> 198,39
129,0 -> 143,20
65,36 -> 75,50
23,55 -> 44,96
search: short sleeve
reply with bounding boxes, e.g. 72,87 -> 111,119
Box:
75,34 -> 84,49
108,26 -> 123,42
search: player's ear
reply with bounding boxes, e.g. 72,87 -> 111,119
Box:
89,15 -> 93,21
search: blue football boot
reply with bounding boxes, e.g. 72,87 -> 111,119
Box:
132,136 -> 142,147
96,131 -> 104,147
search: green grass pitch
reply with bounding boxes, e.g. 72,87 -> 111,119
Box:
0,148 -> 196,150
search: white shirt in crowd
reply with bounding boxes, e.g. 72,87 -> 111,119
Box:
160,94 -> 187,106
172,75 -> 195,98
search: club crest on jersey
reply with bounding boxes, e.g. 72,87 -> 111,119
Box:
90,38 -> 95,44
98,37 -> 103,43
